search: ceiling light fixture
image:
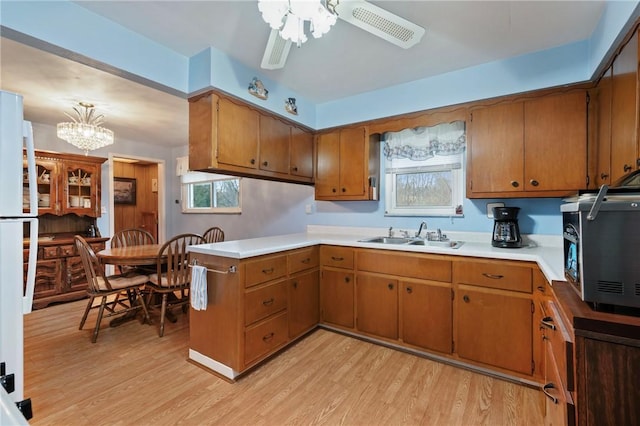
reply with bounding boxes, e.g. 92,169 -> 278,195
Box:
258,0 -> 338,47
57,102 -> 114,155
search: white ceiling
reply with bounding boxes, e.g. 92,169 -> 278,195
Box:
0,1 -> 605,148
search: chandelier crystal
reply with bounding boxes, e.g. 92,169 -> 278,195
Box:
258,0 -> 338,47
57,102 -> 114,155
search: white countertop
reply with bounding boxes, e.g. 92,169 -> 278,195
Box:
189,226 -> 565,284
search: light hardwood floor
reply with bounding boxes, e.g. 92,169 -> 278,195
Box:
24,299 -> 544,425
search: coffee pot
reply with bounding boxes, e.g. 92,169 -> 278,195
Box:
492,207 -> 522,248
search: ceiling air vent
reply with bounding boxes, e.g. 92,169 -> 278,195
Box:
261,29 -> 292,70
335,1 -> 425,49
635,283 -> 640,296
597,280 -> 624,294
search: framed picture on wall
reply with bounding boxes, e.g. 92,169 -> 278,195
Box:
114,177 -> 136,205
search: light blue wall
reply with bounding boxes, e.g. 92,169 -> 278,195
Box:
4,0 -> 640,239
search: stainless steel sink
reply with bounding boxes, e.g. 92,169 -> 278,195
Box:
409,240 -> 464,249
358,236 -> 412,244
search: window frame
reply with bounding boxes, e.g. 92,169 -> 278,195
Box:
181,173 -> 241,214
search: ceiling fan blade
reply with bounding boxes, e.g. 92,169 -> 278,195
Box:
261,29 -> 292,70
333,0 -> 425,49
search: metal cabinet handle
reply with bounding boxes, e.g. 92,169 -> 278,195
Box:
301,258 -> 311,264
262,298 -> 274,306
292,166 -> 298,172
542,383 -> 558,404
511,181 -> 519,188
463,295 -> 470,303
530,179 -> 539,187
331,256 -> 344,261
292,281 -> 298,289
332,188 -> 337,193
540,316 -> 556,330
341,187 -> 346,192
536,286 -> 545,293
624,164 -> 632,172
406,286 -> 413,294
262,161 -> 268,167
482,273 -> 504,279
250,158 -> 256,165
344,276 -> 350,283
600,172 -> 609,180
262,267 -> 275,275
388,283 -> 394,290
262,332 -> 274,342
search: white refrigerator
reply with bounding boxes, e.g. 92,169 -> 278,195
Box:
0,90 -> 38,424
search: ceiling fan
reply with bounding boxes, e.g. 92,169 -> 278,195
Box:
259,0 -> 426,70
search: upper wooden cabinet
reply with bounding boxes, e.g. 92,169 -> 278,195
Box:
24,150 -> 105,217
467,90 -> 588,198
189,91 -> 314,184
594,66 -> 613,187
315,126 -> 380,200
610,28 -> 639,183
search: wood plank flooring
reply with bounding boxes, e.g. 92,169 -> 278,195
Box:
24,300 -> 544,425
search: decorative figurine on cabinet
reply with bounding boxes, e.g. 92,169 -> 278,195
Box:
285,97 -> 298,115
248,77 -> 268,100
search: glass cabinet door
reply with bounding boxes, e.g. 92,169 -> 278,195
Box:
24,158 -> 58,215
63,162 -> 98,216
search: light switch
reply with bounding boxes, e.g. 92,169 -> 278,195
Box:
152,178 -> 158,192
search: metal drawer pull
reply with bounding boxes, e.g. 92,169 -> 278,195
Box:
482,273 -> 504,279
262,267 -> 275,274
262,298 -> 274,306
542,383 -> 559,404
540,316 -> 556,330
263,332 -> 274,342
189,260 -> 236,274
301,258 -> 311,264
331,256 -> 344,261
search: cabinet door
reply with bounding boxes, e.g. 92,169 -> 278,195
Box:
468,103 -> 524,193
66,256 -> 88,293
339,127 -> 366,196
62,161 -> 100,216
259,114 -> 290,174
25,259 -> 60,300
316,131 -> 341,197
25,158 -> 59,215
456,286 -> 533,375
290,126 -> 314,178
356,274 -> 398,340
611,29 -> 639,183
320,268 -> 354,328
288,270 -> 319,338
524,91 -> 587,191
217,97 -> 259,169
401,281 -> 452,354
595,66 -> 613,187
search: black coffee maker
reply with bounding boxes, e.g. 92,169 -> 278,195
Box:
492,207 -> 522,248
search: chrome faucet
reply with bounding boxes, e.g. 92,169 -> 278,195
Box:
416,221 -> 428,238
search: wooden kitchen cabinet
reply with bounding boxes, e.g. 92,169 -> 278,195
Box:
315,126 -> 380,200
24,151 -> 105,217
468,90 -> 588,198
610,28 -> 639,183
320,245 -> 355,329
453,259 -> 534,375
594,66 -> 613,187
401,280 -> 453,354
356,273 -> 398,340
288,246 -> 319,338
188,91 -> 314,184
25,238 -> 107,309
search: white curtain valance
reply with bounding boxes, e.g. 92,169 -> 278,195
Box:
382,121 -> 466,161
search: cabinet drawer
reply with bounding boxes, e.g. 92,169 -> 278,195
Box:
453,260 -> 532,293
59,244 -> 75,257
245,255 -> 287,288
320,246 -> 354,269
541,300 -> 574,391
244,281 -> 287,326
357,250 -> 451,282
288,246 -> 319,274
42,246 -> 60,259
543,343 -> 575,426
244,311 -> 288,365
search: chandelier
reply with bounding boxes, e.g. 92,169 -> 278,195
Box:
258,0 -> 338,47
57,102 -> 114,155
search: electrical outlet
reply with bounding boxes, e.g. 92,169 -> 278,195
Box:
486,202 -> 505,219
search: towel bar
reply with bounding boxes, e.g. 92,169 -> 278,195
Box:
190,259 -> 237,274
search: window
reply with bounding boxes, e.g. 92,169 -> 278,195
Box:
383,122 -> 465,217
181,172 -> 241,214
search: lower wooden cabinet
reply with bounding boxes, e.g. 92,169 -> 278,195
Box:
401,281 -> 453,354
288,270 -> 319,339
25,238 -> 107,309
356,273 -> 398,340
456,286 -> 533,375
320,268 -> 354,328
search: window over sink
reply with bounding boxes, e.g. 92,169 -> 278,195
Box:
181,172 -> 241,214
382,121 -> 466,217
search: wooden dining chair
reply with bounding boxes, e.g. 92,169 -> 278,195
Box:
111,228 -> 156,274
203,226 -> 225,243
74,235 -> 151,343
146,233 -> 205,337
